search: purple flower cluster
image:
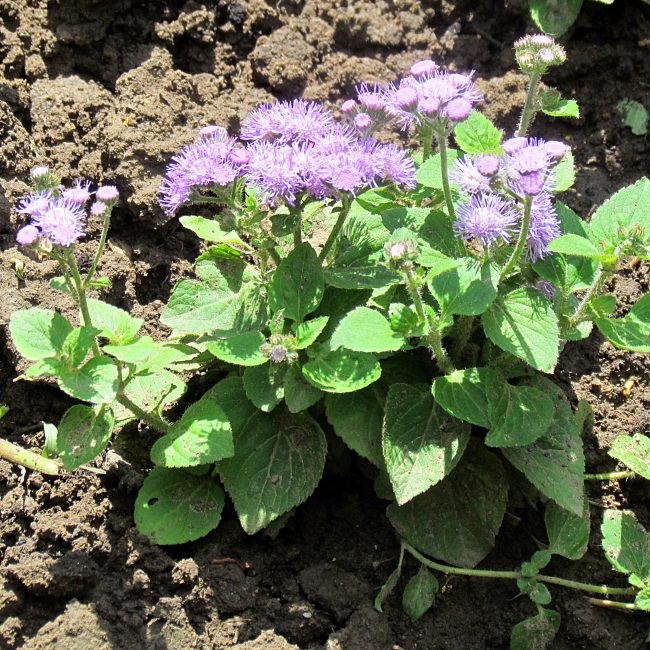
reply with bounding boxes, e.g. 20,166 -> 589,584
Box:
451,136 -> 566,260
16,176 -> 119,248
340,61 -> 483,134
159,99 -> 417,212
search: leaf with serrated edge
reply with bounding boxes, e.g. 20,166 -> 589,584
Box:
383,383 -> 470,505
135,468 -> 224,544
9,309 -> 72,360
331,307 -> 404,353
609,433 -> 650,480
293,316 -> 329,350
206,331 -> 267,366
482,288 -> 559,373
545,498 -> 590,560
326,384 -> 385,467
58,357 -> 119,404
594,294 -> 650,353
453,111 -> 503,154
601,509 -> 650,579
243,364 -> 285,412
302,348 -> 381,393
432,368 -> 490,428
284,366 -> 323,413
219,410 -> 327,534
57,405 -> 114,470
388,440 -> 508,568
502,377 -> 584,516
88,299 -> 142,345
151,396 -> 233,467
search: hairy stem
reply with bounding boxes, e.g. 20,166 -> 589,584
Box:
421,124 -> 434,161
84,209 -> 111,288
517,71 -> 542,137
0,438 -> 60,475
434,127 -> 456,219
570,265 -> 607,326
116,394 -> 170,434
403,542 -> 636,596
584,470 -> 635,481
318,196 -> 351,263
500,196 -> 532,280
65,250 -> 101,357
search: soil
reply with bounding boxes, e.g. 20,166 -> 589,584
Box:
1,0 -> 649,648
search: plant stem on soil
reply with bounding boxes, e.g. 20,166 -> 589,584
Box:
584,470 -> 635,481
0,438 -> 60,475
402,542 -> 637,596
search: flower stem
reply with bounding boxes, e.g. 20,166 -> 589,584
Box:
116,394 -> 170,433
585,597 -> 640,611
403,542 -> 637,596
584,470 -> 635,481
500,195 -> 532,280
421,124 -> 434,161
84,209 -> 111,288
570,265 -> 606,326
65,250 -> 101,357
318,196 -> 351,263
434,127 -> 456,219
0,438 -> 60,475
517,71 -> 542,137
403,268 -> 455,374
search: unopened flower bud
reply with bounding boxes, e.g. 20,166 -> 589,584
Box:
418,97 -> 441,116
502,137 -> 528,155
269,345 -> 288,363
341,99 -> 357,114
476,154 -> 500,176
96,185 -> 119,202
410,60 -> 437,78
446,97 -> 473,122
90,201 -> 107,216
519,171 -> 545,196
388,241 -> 408,260
200,124 -> 227,138
530,34 -> 553,46
544,141 -> 567,160
535,280 -> 555,300
395,86 -> 418,108
228,148 -> 250,166
31,165 -> 49,179
354,112 -> 372,130
358,92 -> 384,111
16,224 -> 40,246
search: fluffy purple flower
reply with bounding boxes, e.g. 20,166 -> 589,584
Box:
502,137 -> 528,155
451,156 -> 493,194
535,280 -> 556,300
96,185 -> 119,202
62,179 -> 92,205
241,100 -> 334,145
159,131 -> 238,214
199,124 -> 227,138
372,144 -> 416,189
411,60 -> 438,77
544,140 -> 567,160
90,201 -> 107,216
16,225 -> 40,246
475,154 -> 500,176
341,99 -> 357,114
454,194 -> 519,248
354,113 -> 372,131
445,97 -> 472,122
526,192 -> 561,261
504,138 -> 560,197
35,197 -> 86,246
18,191 -> 53,219
30,165 -> 49,179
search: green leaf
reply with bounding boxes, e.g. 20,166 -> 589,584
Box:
23,358 -> 63,378
302,348 -> 381,393
482,288 -> 560,373
61,326 -> 99,367
325,266 -> 400,290
552,149 -> 576,192
206,331 -> 267,366
545,498 -> 590,560
205,376 -> 256,433
432,368 -> 490,428
162,258 -> 266,335
330,307 -> 404,353
326,384 -> 385,467
510,608 -> 561,650
485,374 -> 554,447
547,233 -> 603,258
135,468 -> 225,544
594,294 -> 650,353
115,370 -> 186,423
383,383 -> 471,505
416,149 -> 459,189
103,338 -> 195,373
179,215 -> 250,247
502,377 -> 585,516
429,259 -> 500,317
57,404 -> 114,470
219,410 -> 327,534
617,99 -> 649,136
150,396 -> 233,468
87,299 -> 142,345
283,365 -> 323,413
418,209 -> 466,258
388,303 -> 426,337
453,111 -> 503,154
292,316 -> 329,350
542,99 -> 580,119
609,433 -> 650,479
601,509 -> 650,579
635,588 -> 650,611
374,565 -> 401,613
388,441 -> 508,568
58,357 -> 119,404
528,0 -> 583,36
402,566 -> 438,621
49,276 -> 73,295
533,202 -> 599,293
269,243 -> 324,322
242,364 -> 286,412
419,249 -> 463,277
9,309 -> 72,360
588,177 -> 650,247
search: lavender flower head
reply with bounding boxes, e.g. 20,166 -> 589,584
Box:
503,137 -> 561,196
454,194 -> 519,249
31,165 -> 49,180
526,192 -> 561,261
96,185 -> 119,202
62,179 -> 92,205
340,83 -> 394,135
33,197 -> 87,247
16,225 -> 40,246
159,129 -> 239,215
451,156 -> 494,195
18,191 -> 53,219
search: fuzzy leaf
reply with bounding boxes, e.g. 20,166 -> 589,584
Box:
416,150 -> 460,189
87,299 -> 142,345
302,348 -> 381,393
432,368 -> 490,428
180,215 -> 249,246
325,266 -> 400,290
9,309 -> 72,360
115,370 -> 186,423
283,365 -> 323,413
331,307 -> 405,353
609,433 -> 650,480
58,357 -> 119,404
388,441 -> 508,568
545,499 -> 590,560
293,316 -> 329,350
594,294 -> 650,353
453,111 -> 503,154
510,608 -> 561,650
543,99 -> 580,119
243,364 -> 286,412
547,233 -> 603,259
135,469 -> 224,544
57,404 -> 114,470
219,411 -> 327,534
207,331 -> 267,366
402,566 -> 439,621
601,509 -> 650,579
529,0 -> 582,36
552,149 -> 576,192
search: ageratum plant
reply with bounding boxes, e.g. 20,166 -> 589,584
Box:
5,33 -> 649,645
